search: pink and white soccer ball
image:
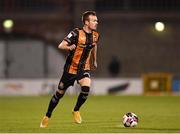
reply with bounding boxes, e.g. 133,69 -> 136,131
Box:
122,112 -> 138,127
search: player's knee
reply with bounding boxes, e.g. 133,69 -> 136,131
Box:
58,84 -> 66,95
81,86 -> 90,94
58,82 -> 64,90
79,77 -> 91,87
52,90 -> 64,102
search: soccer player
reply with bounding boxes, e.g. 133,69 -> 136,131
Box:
40,11 -> 99,128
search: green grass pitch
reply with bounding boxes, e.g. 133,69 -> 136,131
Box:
0,95 -> 180,133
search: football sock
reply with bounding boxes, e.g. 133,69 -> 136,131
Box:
46,90 -> 65,118
74,86 -> 90,111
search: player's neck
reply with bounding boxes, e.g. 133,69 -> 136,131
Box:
83,26 -> 92,33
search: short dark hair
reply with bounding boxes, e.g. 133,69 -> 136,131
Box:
82,11 -> 96,24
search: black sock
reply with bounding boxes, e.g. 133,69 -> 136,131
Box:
74,86 -> 90,111
46,91 -> 64,118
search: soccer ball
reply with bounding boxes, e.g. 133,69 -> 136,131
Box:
122,112 -> 138,127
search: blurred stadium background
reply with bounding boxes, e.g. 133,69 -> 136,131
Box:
1,0 -> 180,95
1,0 -> 180,133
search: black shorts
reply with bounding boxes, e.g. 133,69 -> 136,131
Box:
58,70 -> 91,90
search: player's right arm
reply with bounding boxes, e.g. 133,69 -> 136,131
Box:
58,40 -> 76,51
58,29 -> 78,51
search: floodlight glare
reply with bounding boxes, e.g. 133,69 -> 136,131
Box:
3,19 -> 14,29
155,22 -> 165,32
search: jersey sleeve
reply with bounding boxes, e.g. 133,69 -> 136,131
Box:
93,31 -> 100,43
64,29 -> 78,46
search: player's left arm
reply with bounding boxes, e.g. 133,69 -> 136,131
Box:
91,45 -> 97,69
91,31 -> 99,70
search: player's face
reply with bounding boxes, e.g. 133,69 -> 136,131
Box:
87,15 -> 98,30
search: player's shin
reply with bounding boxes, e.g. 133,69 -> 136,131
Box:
46,89 -> 65,118
74,86 -> 90,111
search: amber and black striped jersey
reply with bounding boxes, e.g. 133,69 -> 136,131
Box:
63,28 -> 100,74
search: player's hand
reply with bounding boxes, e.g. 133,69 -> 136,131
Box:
68,44 -> 76,51
91,61 -> 97,70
